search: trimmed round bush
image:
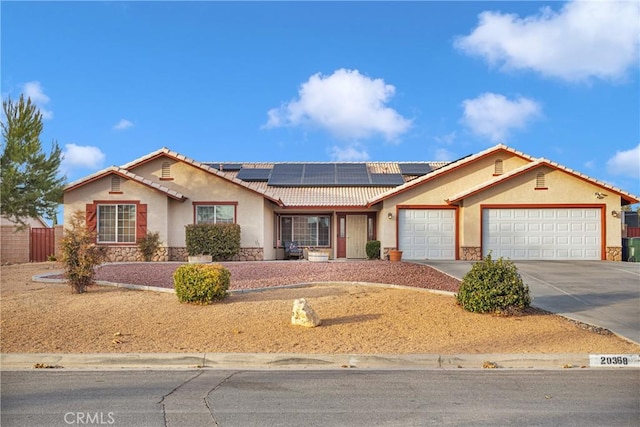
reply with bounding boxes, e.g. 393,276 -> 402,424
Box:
366,240 -> 381,259
173,263 -> 230,304
456,254 -> 531,314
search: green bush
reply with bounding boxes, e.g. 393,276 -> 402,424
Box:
456,254 -> 531,314
185,223 -> 241,260
366,240 -> 381,259
138,231 -> 161,261
60,210 -> 106,294
173,263 -> 230,304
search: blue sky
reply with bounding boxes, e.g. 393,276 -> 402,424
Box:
2,1 -> 639,208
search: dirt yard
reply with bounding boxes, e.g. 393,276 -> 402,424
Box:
1,262 -> 638,354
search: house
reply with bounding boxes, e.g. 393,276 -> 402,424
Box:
63,144 -> 638,262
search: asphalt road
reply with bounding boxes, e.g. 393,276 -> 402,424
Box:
2,369 -> 639,427
415,260 -> 640,344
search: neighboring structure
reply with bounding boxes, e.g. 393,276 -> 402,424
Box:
63,144 -> 638,262
0,215 -> 58,264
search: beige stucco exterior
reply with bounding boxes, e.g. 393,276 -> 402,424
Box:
63,145 -> 637,262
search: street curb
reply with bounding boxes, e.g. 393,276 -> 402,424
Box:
0,352 -> 608,370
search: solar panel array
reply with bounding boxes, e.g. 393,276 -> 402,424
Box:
211,162 -> 431,186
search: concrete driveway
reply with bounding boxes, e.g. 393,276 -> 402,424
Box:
413,260 -> 640,345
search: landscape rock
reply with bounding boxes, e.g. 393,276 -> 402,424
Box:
291,298 -> 321,327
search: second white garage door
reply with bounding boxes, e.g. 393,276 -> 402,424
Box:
482,208 -> 601,260
398,209 -> 456,260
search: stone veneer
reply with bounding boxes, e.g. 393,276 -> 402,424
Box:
606,246 -> 622,261
461,247 -> 482,261
103,246 -> 264,262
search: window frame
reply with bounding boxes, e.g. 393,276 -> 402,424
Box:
193,201 -> 238,224
96,203 -> 137,244
279,214 -> 331,247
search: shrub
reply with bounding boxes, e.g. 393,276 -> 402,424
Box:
173,263 -> 230,304
138,231 -> 161,261
456,254 -> 531,314
60,210 -> 106,294
366,240 -> 381,259
185,223 -> 241,260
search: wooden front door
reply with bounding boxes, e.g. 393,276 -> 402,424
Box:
346,215 -> 367,259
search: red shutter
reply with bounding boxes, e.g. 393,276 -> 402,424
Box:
136,203 -> 147,241
86,203 -> 97,244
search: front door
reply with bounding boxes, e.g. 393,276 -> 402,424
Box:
346,215 -> 367,259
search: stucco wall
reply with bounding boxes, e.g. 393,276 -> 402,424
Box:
63,174 -> 170,245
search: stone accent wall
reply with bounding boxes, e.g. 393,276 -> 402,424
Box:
103,246 -> 169,262
606,246 -> 622,261
461,247 -> 482,261
1,225 -> 30,264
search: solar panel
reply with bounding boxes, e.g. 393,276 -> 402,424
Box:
268,164 -> 304,186
236,168 -> 271,182
302,164 -> 335,185
209,163 -> 243,171
370,173 -> 405,186
398,163 -> 432,176
336,163 -> 369,185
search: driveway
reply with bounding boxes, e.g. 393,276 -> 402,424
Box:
413,260 -> 640,345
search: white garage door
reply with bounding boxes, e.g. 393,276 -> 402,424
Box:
398,209 -> 456,260
482,208 -> 601,260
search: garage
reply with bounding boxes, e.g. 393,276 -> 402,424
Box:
482,208 -> 602,260
398,209 -> 456,260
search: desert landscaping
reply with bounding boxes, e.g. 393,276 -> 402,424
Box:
1,261 -> 639,355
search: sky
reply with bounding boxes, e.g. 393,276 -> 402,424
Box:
2,0 -> 639,221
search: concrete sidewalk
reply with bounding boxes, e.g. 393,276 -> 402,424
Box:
0,352 -> 604,370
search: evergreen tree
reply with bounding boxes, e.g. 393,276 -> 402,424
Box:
1,95 -> 65,228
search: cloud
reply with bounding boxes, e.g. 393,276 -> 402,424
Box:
265,68 -> 411,141
330,144 -> 370,161
606,144 -> 640,179
454,1 -> 640,82
460,93 -> 541,142
113,119 -> 134,131
22,81 -> 53,119
434,131 -> 457,145
433,148 -> 455,162
61,144 -> 106,173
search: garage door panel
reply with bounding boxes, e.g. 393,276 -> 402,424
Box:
483,208 -> 601,260
399,209 -> 456,260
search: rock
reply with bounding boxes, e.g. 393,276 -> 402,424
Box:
291,298 -> 321,327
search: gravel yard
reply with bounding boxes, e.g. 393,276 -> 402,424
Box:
2,261 -> 639,355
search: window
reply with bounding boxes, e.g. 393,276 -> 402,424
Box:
97,204 -> 136,243
535,172 -> 546,189
494,159 -> 503,175
195,204 -> 235,224
280,215 -> 330,246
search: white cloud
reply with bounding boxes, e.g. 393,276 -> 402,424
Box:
61,144 -> 106,173
113,119 -> 134,131
460,93 -> 541,142
434,131 -> 457,145
454,1 -> 640,82
22,81 -> 53,119
265,68 -> 411,141
330,144 -> 370,161
606,144 -> 640,179
433,148 -> 455,162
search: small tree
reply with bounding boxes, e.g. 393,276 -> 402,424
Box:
138,231 -> 161,261
60,210 -> 105,293
1,95 -> 65,228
